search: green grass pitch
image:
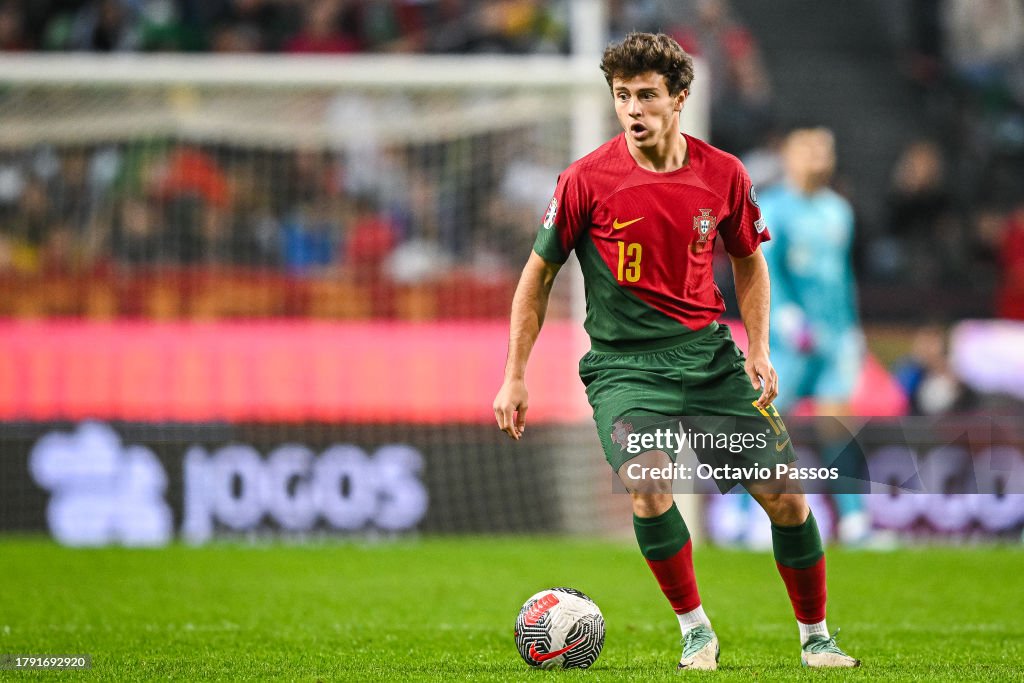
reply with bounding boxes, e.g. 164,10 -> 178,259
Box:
1,537 -> 1021,681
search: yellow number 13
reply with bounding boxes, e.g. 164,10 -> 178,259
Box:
616,241 -> 642,283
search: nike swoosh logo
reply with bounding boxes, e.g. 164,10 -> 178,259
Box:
529,637 -> 585,662
612,217 -> 644,230
776,437 -> 792,452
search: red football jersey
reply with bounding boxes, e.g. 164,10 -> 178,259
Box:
533,133 -> 768,345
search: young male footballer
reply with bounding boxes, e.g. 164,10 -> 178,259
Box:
492,32 -> 859,670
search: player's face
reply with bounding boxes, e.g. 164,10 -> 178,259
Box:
612,72 -> 686,150
784,129 -> 836,188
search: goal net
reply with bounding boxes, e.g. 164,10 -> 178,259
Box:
0,53 -> 710,545
0,55 -> 601,315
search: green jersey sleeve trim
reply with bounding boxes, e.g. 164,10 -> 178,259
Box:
532,225 -> 570,264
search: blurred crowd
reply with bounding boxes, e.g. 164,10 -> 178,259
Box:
1,0 -> 1023,324
0,134 -> 565,288
885,0 -> 1024,321
0,0 -> 570,54
0,0 -> 773,291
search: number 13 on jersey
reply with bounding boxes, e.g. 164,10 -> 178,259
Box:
616,241 -> 642,283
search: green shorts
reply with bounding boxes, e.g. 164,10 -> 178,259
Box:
578,322 -> 796,492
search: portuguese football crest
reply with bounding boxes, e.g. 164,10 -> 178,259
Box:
542,197 -> 558,230
610,419 -> 635,452
692,209 -> 717,252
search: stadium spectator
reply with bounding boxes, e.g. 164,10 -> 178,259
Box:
483,143 -> 562,266
188,195 -> 266,266
996,202 -> 1024,319
467,0 -> 565,54
354,0 -> 409,52
0,159 -> 28,272
39,222 -> 79,274
279,204 -> 338,274
0,1 -> 29,51
191,0 -> 302,52
223,163 -> 282,267
30,148 -> 101,273
607,0 -> 664,39
52,149 -> 99,235
144,146 -> 232,264
151,147 -> 230,209
740,124 -> 785,191
943,0 -> 1024,94
882,139 -> 954,284
68,0 -> 139,52
382,168 -> 453,284
358,0 -> 463,53
343,194 -> 398,281
283,0 -> 362,54
109,196 -> 165,266
7,175 -> 52,273
670,0 -> 774,155
0,232 -> 13,273
902,0 -> 946,91
208,21 -> 262,52
274,149 -> 342,274
892,323 -> 976,415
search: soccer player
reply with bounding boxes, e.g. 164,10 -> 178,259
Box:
758,128 -> 870,545
492,33 -> 859,670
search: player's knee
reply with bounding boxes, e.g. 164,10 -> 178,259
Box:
630,492 -> 674,518
616,450 -> 674,498
755,492 -> 808,526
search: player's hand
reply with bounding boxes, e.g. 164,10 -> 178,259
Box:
493,378 -> 529,440
745,352 -> 778,409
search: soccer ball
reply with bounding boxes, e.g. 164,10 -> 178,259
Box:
514,587 -> 605,669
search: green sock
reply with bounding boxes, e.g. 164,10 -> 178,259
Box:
771,511 -> 824,569
634,502 -> 690,561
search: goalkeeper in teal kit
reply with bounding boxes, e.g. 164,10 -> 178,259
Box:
758,127 -> 870,545
493,33 -> 859,670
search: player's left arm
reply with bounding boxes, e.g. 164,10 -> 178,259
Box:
730,247 -> 778,408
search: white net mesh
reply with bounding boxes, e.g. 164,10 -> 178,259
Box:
0,57 -> 606,318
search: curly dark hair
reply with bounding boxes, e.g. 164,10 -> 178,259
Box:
600,32 -> 695,96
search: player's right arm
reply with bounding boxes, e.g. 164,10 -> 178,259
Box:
493,251 -> 562,440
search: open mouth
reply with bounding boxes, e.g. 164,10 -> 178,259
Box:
630,123 -> 648,137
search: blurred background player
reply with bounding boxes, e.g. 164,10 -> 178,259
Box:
758,127 -> 870,546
